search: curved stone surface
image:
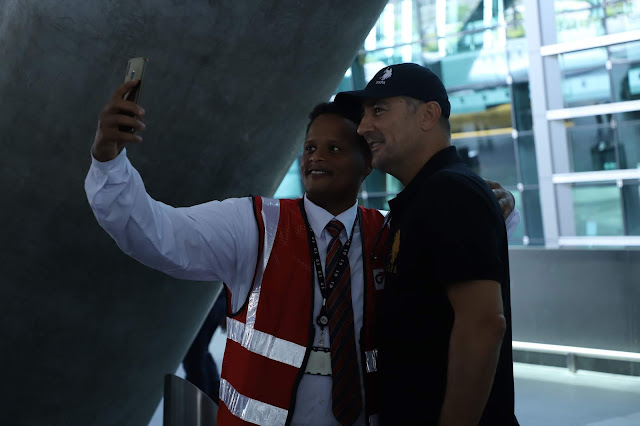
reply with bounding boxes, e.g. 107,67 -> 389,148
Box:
0,1 -> 387,424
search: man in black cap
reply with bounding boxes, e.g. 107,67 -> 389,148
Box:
336,63 -> 519,425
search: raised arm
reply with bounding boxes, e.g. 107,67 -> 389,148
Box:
85,82 -> 257,288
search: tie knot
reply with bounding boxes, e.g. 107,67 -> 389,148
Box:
326,219 -> 344,238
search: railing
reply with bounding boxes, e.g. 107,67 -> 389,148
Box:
512,341 -> 640,373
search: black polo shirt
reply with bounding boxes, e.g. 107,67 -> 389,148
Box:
376,146 -> 517,425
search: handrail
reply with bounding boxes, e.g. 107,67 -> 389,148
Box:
512,341 -> 640,363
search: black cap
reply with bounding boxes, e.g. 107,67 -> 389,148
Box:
335,63 -> 451,118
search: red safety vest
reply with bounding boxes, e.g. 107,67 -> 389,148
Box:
217,197 -> 389,425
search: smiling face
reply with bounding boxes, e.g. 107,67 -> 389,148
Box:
357,97 -> 423,181
358,96 -> 445,185
301,113 -> 372,215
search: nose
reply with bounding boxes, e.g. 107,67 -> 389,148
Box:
308,149 -> 324,162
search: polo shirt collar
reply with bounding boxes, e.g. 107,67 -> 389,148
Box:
303,194 -> 358,238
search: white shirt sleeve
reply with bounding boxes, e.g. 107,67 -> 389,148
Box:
505,207 -> 521,240
84,148 -> 258,295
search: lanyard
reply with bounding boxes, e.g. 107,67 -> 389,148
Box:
299,200 -> 358,331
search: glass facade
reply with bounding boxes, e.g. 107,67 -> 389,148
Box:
274,0 -> 640,247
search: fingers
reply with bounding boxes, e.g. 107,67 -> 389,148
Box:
92,82 -> 148,162
112,79 -> 141,101
491,187 -> 506,200
484,179 -> 500,189
98,113 -> 145,142
498,198 -> 510,219
99,81 -> 146,140
103,97 -> 145,119
494,190 -> 515,219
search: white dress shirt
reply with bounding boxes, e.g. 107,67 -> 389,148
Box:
85,148 -> 365,425
85,148 -> 521,426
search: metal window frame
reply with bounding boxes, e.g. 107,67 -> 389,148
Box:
540,30 -> 640,57
547,100 -> 640,121
552,169 -> 640,184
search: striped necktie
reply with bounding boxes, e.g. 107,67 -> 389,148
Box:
325,219 -> 363,425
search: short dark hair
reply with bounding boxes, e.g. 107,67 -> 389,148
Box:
402,96 -> 451,136
306,101 -> 371,161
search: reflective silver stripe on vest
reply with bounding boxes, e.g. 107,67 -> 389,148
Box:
365,349 -> 378,373
244,198 -> 280,341
220,378 -> 288,426
227,317 -> 306,367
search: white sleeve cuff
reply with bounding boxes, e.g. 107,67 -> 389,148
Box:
505,207 -> 521,240
90,147 -> 128,175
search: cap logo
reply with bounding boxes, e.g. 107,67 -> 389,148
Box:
376,67 -> 392,85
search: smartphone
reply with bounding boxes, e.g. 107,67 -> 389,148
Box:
120,57 -> 148,132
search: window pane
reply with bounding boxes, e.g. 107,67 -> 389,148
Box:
361,43 -> 424,81
386,173 -> 404,194
449,87 -> 512,127
605,0 -> 640,34
506,38 -> 529,81
517,133 -> 538,185
622,183 -> 640,235
559,47 -> 608,73
440,30 -> 508,87
610,41 -> 640,103
505,0 -> 525,39
273,158 -> 303,199
560,65 -> 611,108
415,0 -> 502,37
362,196 -> 390,212
335,70 -> 354,93
608,40 -> 640,63
616,118 -> 640,169
556,7 -> 606,43
555,0 -> 601,14
453,133 -> 518,186
511,82 -> 532,131
522,188 -> 544,244
363,169 -> 387,194
566,119 -> 618,172
367,2 -> 416,50
572,185 -> 624,236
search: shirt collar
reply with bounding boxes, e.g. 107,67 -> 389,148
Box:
303,194 -> 358,238
389,145 -> 461,211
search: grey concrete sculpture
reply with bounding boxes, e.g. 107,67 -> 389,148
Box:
0,1 -> 387,424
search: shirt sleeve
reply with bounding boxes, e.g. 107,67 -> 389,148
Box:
84,148 -> 258,290
423,172 -> 507,287
505,207 -> 521,240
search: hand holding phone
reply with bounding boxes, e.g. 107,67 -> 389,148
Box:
91,58 -> 149,162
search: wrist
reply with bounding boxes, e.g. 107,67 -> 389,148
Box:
92,142 -> 122,162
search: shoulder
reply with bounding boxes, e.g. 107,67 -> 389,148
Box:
421,168 -> 502,227
427,167 -> 494,205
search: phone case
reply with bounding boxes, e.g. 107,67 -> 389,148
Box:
123,57 -> 148,105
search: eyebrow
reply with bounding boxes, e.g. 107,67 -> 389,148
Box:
364,99 -> 390,108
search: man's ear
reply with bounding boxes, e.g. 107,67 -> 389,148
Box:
420,101 -> 442,131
